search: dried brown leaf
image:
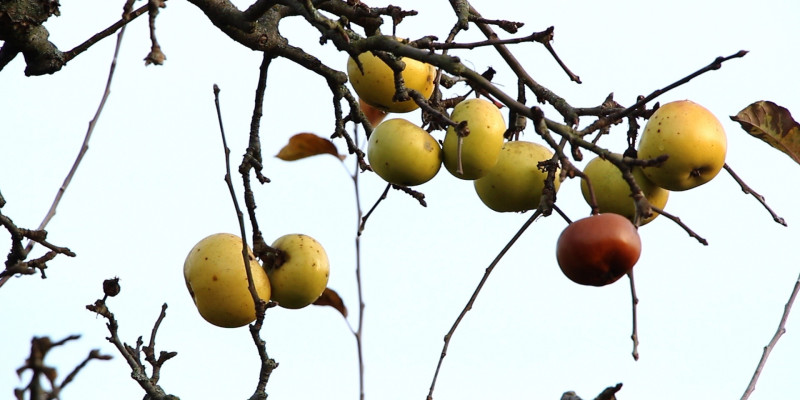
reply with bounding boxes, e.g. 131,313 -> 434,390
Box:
276,133 -> 345,161
731,101 -> 800,164
313,287 -> 348,318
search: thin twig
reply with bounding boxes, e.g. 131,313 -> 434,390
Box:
143,0 -> 167,65
86,286 -> 177,399
213,84 -> 276,400
350,126 -> 366,400
741,272 -> 800,400
429,27 -> 554,50
581,50 -> 748,136
64,4 -> 149,62
427,210 -> 543,400
359,183 -> 391,235
724,163 -> 787,226
0,5 -> 130,290
650,206 -> 708,246
628,270 -> 640,361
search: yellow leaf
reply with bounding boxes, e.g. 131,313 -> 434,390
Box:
312,287 -> 347,318
731,101 -> 800,165
276,133 -> 345,161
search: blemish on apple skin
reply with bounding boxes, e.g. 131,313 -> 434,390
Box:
212,275 -> 218,281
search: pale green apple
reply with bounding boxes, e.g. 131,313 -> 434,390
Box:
184,233 -> 271,328
267,234 -> 330,310
442,98 -> 506,180
367,118 -> 441,186
580,155 -> 669,225
637,100 -> 727,191
473,141 -> 560,212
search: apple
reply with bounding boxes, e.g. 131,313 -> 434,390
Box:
267,234 -> 330,309
359,97 -> 388,127
367,118 -> 442,186
556,213 -> 641,287
442,98 -> 506,180
183,233 -> 271,328
580,155 -> 669,225
473,141 -> 560,212
347,43 -> 436,113
637,100 -> 727,191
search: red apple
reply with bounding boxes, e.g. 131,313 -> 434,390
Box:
556,213 -> 642,286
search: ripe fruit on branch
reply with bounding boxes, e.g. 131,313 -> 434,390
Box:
580,155 -> 669,225
473,141 -> 560,212
359,97 -> 388,127
367,118 -> 442,186
183,233 -> 271,328
637,100 -> 727,191
347,44 -> 436,113
267,234 -> 330,309
442,98 -> 506,180
556,214 -> 642,287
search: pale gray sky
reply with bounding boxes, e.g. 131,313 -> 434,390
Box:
1,0 -> 798,399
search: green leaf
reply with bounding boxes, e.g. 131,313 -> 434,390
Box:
731,101 -> 800,164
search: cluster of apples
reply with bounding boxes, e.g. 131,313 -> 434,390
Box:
348,43 -> 728,288
183,233 -> 330,328
349,48 -> 558,213
559,100 -> 728,286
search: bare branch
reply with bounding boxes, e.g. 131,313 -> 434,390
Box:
741,273 -> 800,400
428,210 -> 543,400
724,163 -> 787,226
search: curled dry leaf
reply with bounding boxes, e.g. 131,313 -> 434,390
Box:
276,133 -> 345,161
312,287 -> 347,318
731,101 -> 800,164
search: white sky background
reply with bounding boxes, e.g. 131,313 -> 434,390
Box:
1,0 -> 799,399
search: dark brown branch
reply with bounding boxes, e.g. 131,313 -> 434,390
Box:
580,50 -> 748,136
428,27 -> 555,50
465,5 -> 579,125
214,76 -> 278,400
650,206 -> 708,246
63,4 -> 149,62
143,0 -> 167,65
390,184 -> 427,207
243,0 -> 279,21
359,184 -> 391,235
86,280 -> 178,399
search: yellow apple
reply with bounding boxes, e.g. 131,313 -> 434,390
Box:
637,100 -> 727,191
347,43 -> 436,113
442,98 -> 506,180
267,234 -> 330,310
580,155 -> 669,225
473,141 -> 560,212
367,118 -> 442,186
183,233 -> 271,328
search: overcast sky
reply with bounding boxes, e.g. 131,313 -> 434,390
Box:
1,0 -> 799,399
